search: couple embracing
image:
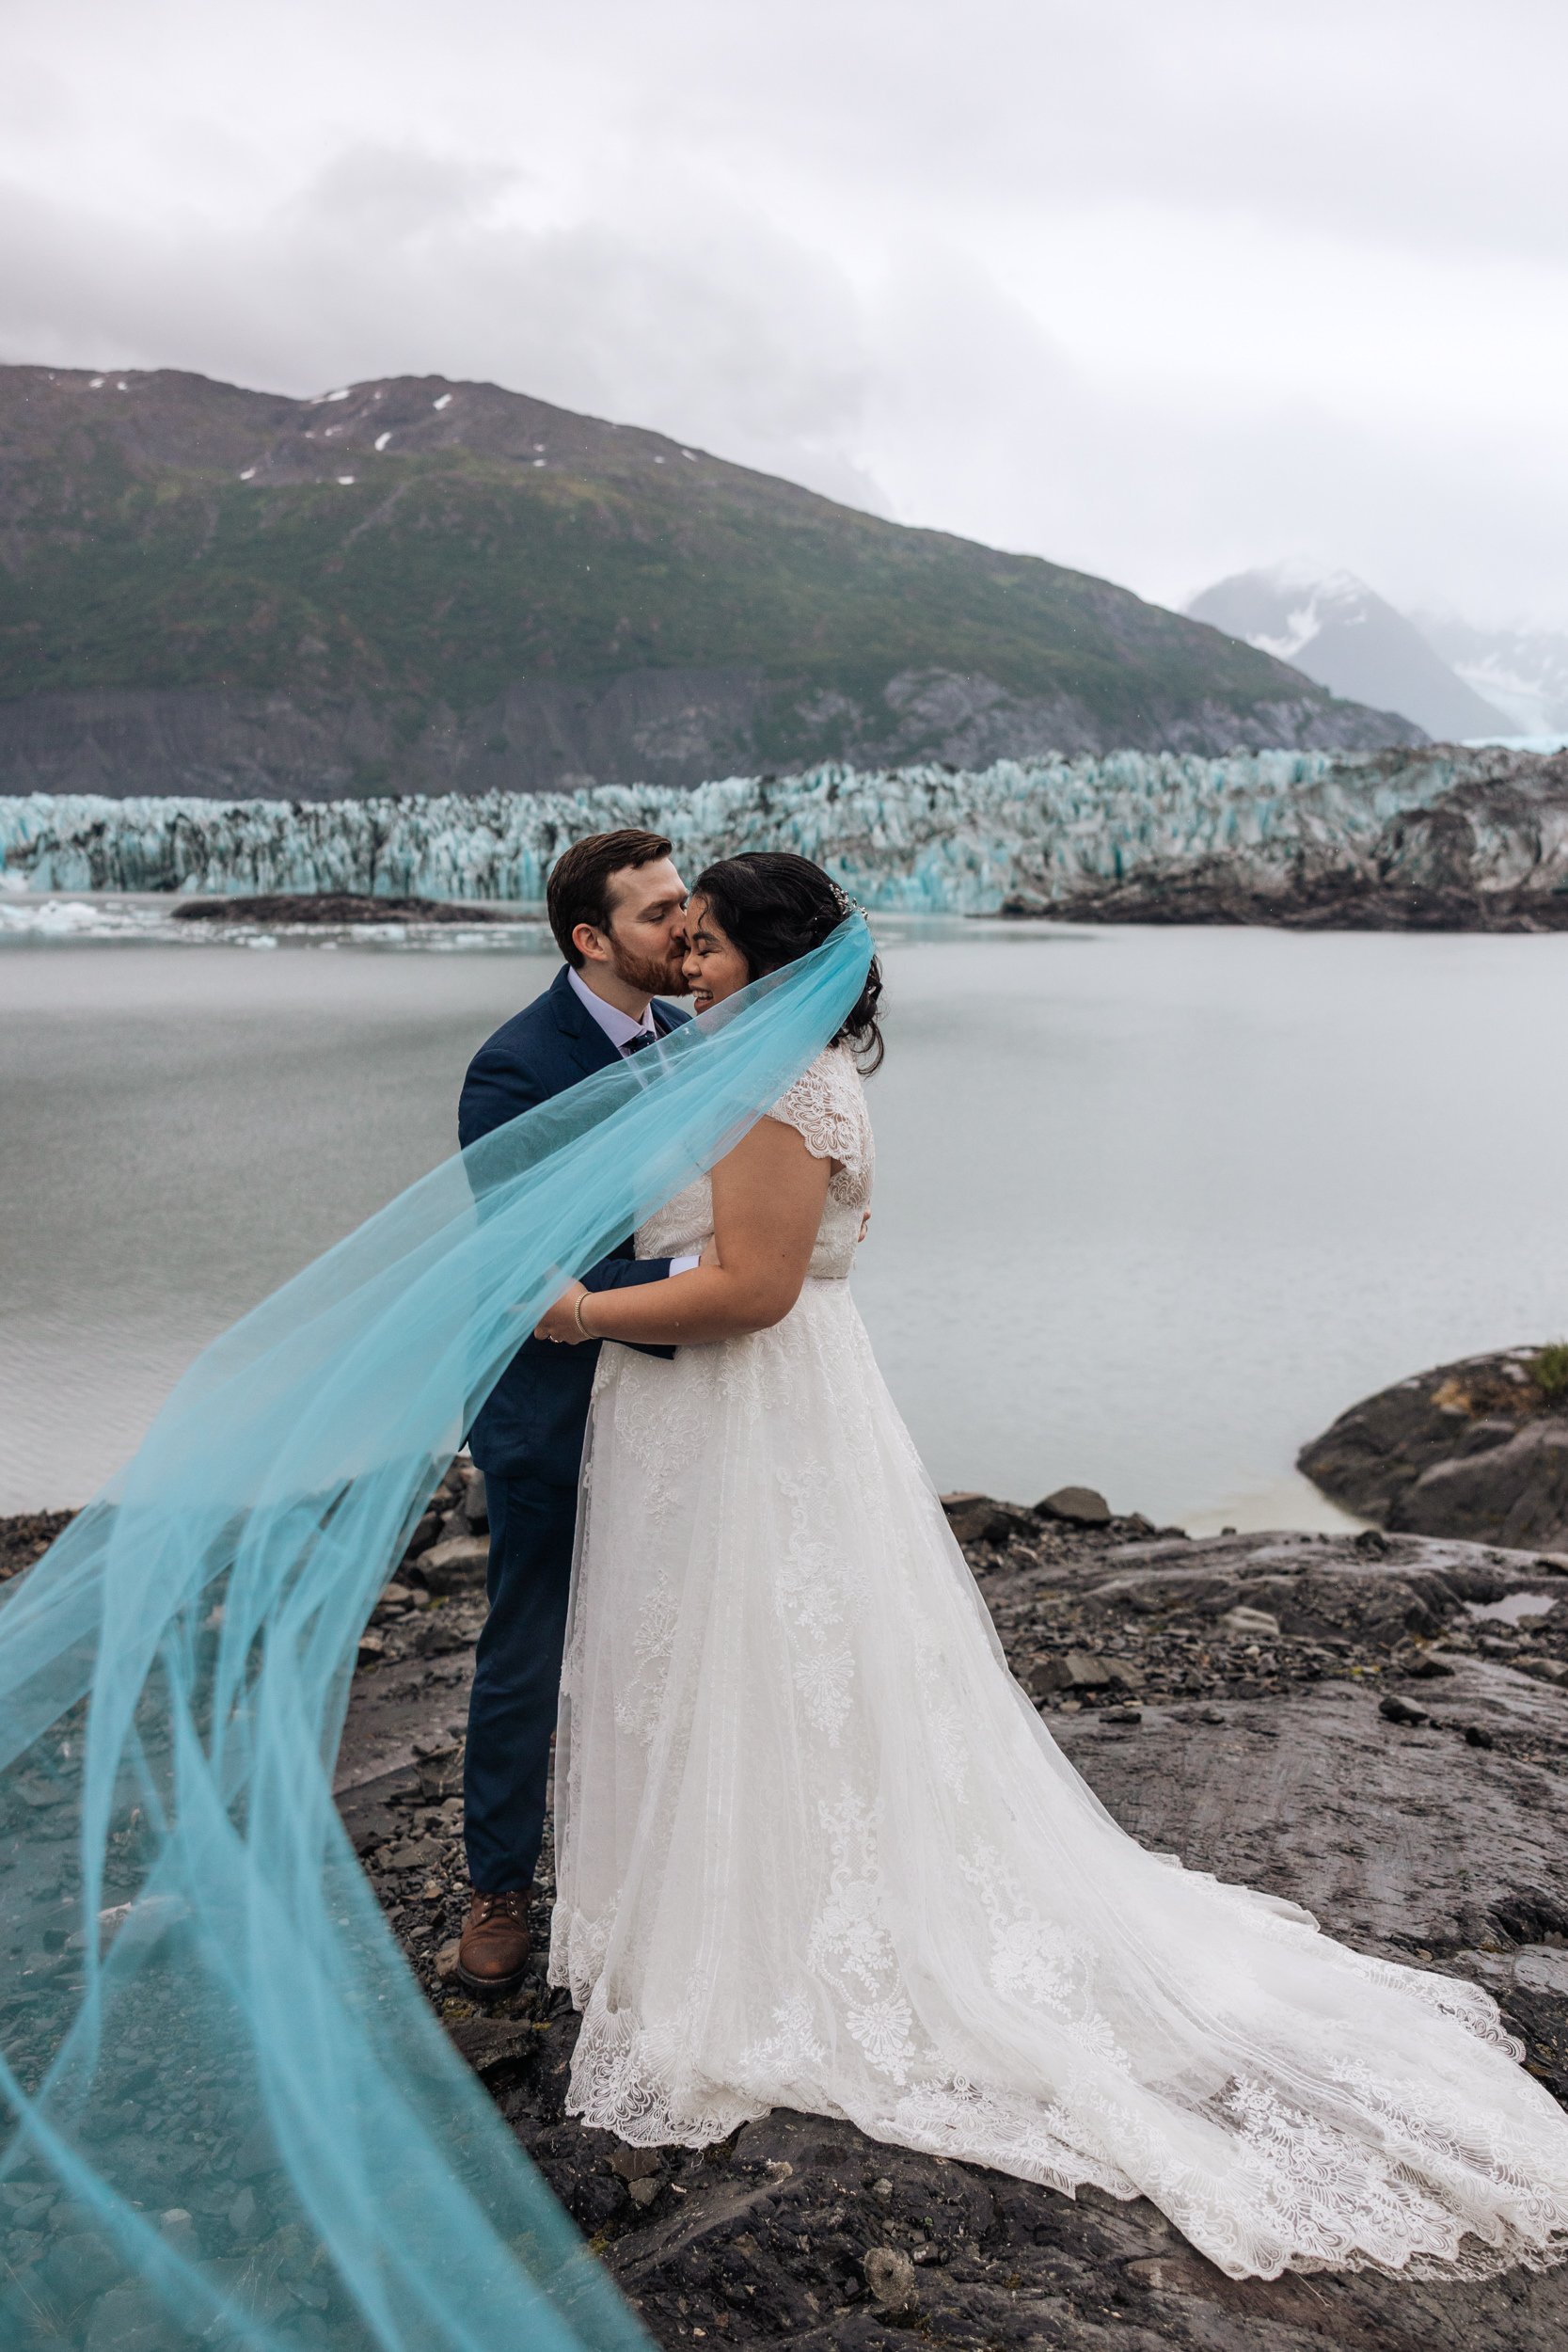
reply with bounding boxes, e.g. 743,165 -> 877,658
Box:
450,829 -> 1568,2283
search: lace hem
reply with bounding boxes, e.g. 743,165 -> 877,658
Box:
551,1905 -> 1568,2282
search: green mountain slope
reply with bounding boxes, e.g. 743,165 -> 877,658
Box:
0,365 -> 1419,798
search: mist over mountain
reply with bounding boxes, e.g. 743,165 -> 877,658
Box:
1409,612 -> 1568,739
1185,564 -> 1511,743
0,367 -> 1417,801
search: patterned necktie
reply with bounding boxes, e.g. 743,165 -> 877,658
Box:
623,1029 -> 658,1057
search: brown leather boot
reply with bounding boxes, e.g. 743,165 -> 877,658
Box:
455,1889 -> 531,1998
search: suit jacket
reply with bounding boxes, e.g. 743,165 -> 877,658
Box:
459,964 -> 693,1487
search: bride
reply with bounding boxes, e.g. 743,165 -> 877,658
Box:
533,850 -> 1568,2283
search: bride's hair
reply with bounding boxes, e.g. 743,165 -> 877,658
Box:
690,851 -> 884,1072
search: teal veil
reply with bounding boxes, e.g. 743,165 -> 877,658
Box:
0,914 -> 875,2352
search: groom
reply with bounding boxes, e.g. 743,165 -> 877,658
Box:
454,828 -> 694,1997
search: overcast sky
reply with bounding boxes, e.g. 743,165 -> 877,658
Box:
3,0 -> 1564,628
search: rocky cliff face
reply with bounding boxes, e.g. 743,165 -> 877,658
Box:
0,671 -> 1408,803
0,364 -> 1419,796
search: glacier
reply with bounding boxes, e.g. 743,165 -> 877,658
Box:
0,745 -> 1563,919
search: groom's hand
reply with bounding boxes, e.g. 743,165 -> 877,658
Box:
534,1282 -> 589,1344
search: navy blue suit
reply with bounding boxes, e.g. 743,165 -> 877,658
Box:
458,964 -> 691,1891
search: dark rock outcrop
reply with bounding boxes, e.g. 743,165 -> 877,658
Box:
1302,1348 -> 1568,1549
170,892 -> 525,927
1006,751 -> 1568,931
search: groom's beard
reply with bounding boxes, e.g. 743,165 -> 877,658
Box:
609,938 -> 690,1001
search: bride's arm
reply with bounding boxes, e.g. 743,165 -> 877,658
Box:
534,1117 -> 832,1346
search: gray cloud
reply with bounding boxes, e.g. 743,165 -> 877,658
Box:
2,0 -> 1564,625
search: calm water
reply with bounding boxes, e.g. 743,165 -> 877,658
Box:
4,917 -> 1568,1528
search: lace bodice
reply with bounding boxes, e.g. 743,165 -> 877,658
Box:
637,1043 -> 874,1279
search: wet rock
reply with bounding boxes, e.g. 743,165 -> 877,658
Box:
83,2282 -> 166,2352
1302,1348 -> 1568,1549
43,2229 -> 121,2300
0,1507 -> 79,1597
1380,1692 -> 1431,1726
863,2246 -> 919,2317
413,1738 -> 465,1802
1024,1656 -> 1132,1693
378,1835 -> 446,1873
1037,1485 -> 1112,1526
939,1493 -> 1034,1547
404,1510 -> 442,1561
1221,1604 -> 1281,1638
447,2015 -> 537,2089
420,1534 -> 490,1592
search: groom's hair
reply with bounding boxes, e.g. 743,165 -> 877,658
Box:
547,830 -> 674,966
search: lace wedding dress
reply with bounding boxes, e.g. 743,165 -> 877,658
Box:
549,1044 -> 1568,2280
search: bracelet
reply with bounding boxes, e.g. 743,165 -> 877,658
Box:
574,1290 -> 597,1341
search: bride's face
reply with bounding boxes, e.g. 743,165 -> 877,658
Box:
681,897 -> 752,1012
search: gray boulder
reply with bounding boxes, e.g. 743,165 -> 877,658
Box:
1037,1485 -> 1113,1526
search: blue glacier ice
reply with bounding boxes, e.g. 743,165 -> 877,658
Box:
0,747 -> 1545,915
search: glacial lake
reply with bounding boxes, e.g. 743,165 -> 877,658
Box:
4,911 -> 1568,1530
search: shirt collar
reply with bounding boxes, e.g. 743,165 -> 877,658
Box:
567,963 -> 655,1049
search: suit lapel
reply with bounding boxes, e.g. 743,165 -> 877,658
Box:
550,969 -> 692,1071
549,965 -> 623,1082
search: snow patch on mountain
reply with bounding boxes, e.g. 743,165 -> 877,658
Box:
1186,565 -> 1511,742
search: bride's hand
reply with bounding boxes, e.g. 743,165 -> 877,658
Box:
534,1281 -> 589,1344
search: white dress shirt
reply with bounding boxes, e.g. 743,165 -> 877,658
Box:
568,966 -> 699,1279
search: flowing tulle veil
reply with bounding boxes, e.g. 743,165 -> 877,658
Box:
0,914 -> 875,2352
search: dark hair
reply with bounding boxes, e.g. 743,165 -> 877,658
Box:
690,851 -> 884,1072
546,829 -> 674,966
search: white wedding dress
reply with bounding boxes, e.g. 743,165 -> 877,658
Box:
549,1044 -> 1568,2280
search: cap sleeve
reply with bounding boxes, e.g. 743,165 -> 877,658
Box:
767,1049 -> 866,1176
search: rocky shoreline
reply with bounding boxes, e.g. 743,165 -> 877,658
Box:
9,1468 -> 1568,2346
1301,1346 -> 1568,1550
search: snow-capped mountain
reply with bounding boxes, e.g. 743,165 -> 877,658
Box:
1407,612 -> 1568,739
1186,563 -> 1513,742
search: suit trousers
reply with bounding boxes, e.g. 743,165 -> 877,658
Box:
463,1472 -> 578,1893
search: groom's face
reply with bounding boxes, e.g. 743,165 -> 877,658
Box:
599,856 -> 691,996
